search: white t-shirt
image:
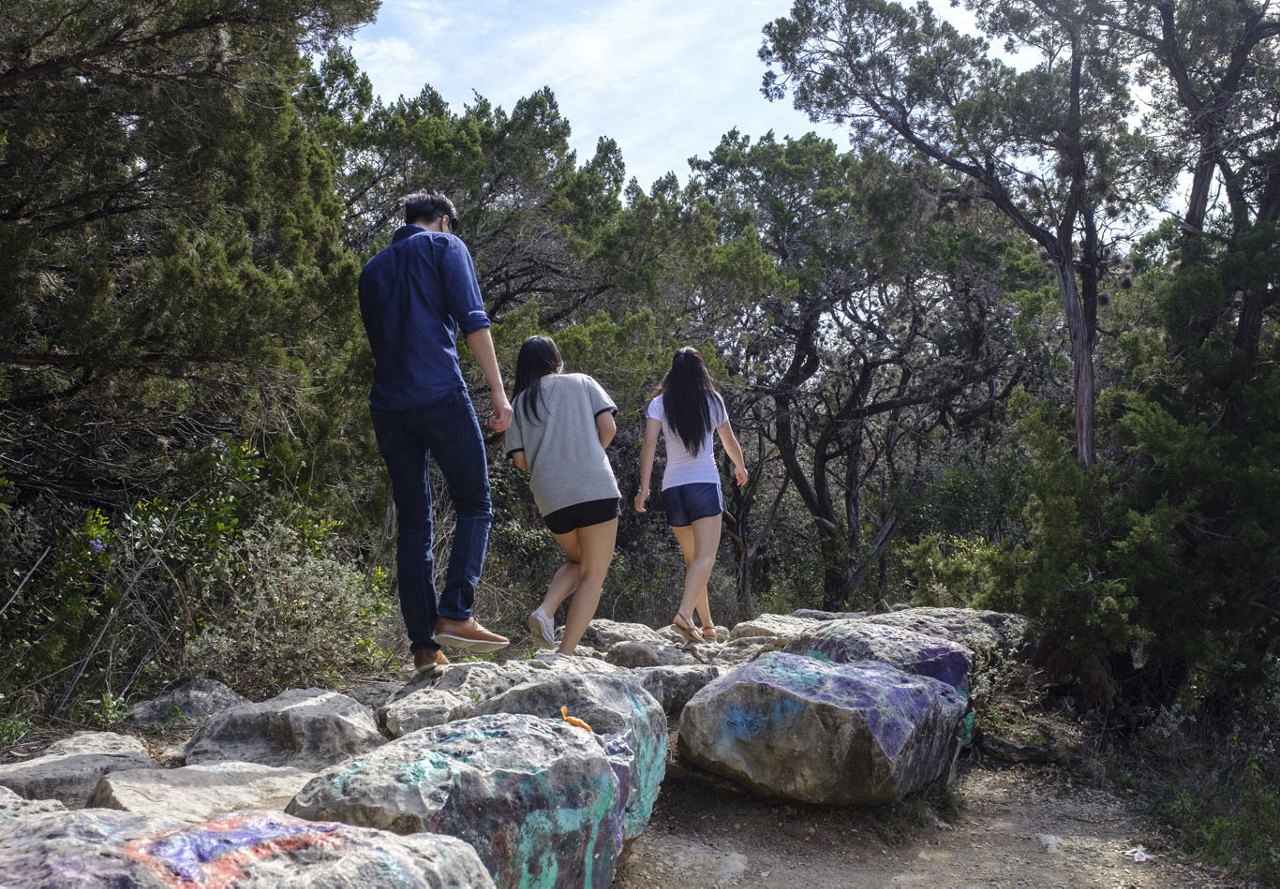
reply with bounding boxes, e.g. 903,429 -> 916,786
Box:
647,392 -> 729,490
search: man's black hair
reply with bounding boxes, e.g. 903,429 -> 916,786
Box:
402,191 -> 459,229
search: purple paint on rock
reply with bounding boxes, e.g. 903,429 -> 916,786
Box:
129,813 -> 341,880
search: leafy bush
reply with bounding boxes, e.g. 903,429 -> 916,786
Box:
1138,661 -> 1280,885
183,521 -> 394,696
0,439 -> 394,716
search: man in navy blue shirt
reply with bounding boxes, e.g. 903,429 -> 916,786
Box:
359,191 -> 513,673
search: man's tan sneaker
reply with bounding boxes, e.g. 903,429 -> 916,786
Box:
435,617 -> 510,654
412,648 -> 449,676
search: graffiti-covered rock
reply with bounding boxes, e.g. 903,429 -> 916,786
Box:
288,713 -> 624,888
784,620 -> 974,690
0,808 -> 493,887
865,607 -> 1031,666
679,652 -> 966,805
472,671 -> 666,840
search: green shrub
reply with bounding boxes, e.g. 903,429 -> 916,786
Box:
182,520 -> 394,696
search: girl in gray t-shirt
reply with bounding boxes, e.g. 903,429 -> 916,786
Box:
505,335 -> 621,655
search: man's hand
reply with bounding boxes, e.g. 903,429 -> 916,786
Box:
489,393 -> 513,432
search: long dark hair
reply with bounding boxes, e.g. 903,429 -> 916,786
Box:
513,335 -> 563,423
661,347 -> 722,457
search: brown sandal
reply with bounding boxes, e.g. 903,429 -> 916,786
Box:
672,613 -> 705,644
702,627 -> 719,642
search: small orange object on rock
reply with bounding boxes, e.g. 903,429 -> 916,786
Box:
560,705 -> 593,732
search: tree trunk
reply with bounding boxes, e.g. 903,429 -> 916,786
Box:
1055,263 -> 1097,468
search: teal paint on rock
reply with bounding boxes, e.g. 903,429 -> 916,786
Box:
287,713 -> 624,889
470,671 -> 666,843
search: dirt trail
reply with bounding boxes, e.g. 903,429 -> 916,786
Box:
614,762 -> 1238,889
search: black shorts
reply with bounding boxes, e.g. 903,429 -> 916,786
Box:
544,497 -> 620,535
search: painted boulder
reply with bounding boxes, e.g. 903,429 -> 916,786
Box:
472,671 -> 666,840
287,712 -> 624,888
679,652 -> 967,805
783,619 -> 973,690
865,607 -> 1031,667
0,808 -> 494,887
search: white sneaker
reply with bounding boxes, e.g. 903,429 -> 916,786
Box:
528,609 -> 556,650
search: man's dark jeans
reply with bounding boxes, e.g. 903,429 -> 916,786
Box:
371,389 -> 491,655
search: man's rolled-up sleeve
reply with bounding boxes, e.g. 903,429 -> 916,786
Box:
441,237 -> 491,334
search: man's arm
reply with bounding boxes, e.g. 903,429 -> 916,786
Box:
464,327 -> 513,432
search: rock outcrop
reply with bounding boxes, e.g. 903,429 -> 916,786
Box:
679,652 -> 967,805
184,688 -> 384,771
89,761 -> 314,822
125,678 -> 249,727
0,732 -> 159,808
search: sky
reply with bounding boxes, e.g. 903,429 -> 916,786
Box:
346,0 -> 860,191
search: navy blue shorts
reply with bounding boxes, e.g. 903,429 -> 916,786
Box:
661,483 -> 723,527
544,497 -> 620,535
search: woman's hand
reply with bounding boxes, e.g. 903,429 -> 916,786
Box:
734,464 -> 748,486
633,490 -> 649,513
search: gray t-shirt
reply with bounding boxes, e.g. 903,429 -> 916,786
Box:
505,373 -> 621,516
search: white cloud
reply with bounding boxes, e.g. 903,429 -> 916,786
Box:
349,1 -> 849,187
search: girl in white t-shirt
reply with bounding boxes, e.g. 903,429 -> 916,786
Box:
506,335 -> 621,655
634,347 -> 747,643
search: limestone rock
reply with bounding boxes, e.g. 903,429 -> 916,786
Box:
604,640 -> 698,668
288,712 -> 623,888
727,613 -> 821,643
707,637 -> 772,667
0,731 -> 159,808
791,608 -> 867,621
633,664 -> 722,716
472,671 -> 666,840
529,652 -> 623,676
679,652 -> 967,805
865,606 -> 1031,665
381,661 -> 543,737
784,619 -> 974,689
184,688 -> 384,770
0,786 -> 66,823
339,680 -> 403,712
579,619 -> 665,652
90,761 -> 313,822
0,807 -> 493,887
125,678 -> 248,727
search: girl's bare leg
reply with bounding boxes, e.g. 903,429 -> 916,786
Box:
673,513 -> 722,629
539,561 -> 580,617
554,518 -> 618,654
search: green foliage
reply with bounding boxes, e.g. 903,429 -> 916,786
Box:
1134,663 -> 1280,886
182,521 -> 394,696
0,439 -> 389,711
0,715 -> 34,748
